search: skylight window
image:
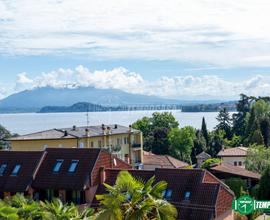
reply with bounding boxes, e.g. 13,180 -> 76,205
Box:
53,160 -> 63,172
11,164 -> 21,176
0,164 -> 7,176
184,191 -> 191,200
162,189 -> 173,200
68,160 -> 78,173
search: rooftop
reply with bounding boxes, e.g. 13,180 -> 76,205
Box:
210,163 -> 261,180
0,151 -> 44,192
143,151 -> 189,168
217,146 -> 248,157
93,168 -> 234,220
8,124 -> 140,141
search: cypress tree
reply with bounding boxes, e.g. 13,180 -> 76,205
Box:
201,117 -> 209,146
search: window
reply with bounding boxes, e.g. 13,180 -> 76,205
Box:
184,191 -> 191,200
91,142 -> 94,148
0,164 -> 7,176
68,160 -> 79,173
238,161 -> 242,166
79,142 -> 84,148
11,164 -> 21,176
124,137 -> 128,144
53,160 -> 63,172
162,189 -> 173,200
98,140 -> 102,148
117,138 -> 121,145
234,161 -> 237,166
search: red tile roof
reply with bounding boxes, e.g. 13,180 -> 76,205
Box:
143,151 -> 189,168
33,148 -> 101,190
92,168 -> 234,220
217,147 -> 248,157
0,151 -> 44,192
210,163 -> 261,180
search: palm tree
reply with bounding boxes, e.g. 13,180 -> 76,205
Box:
96,171 -> 177,220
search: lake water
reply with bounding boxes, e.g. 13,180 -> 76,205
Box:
0,111 -> 221,135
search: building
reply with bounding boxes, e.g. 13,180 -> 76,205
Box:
0,148 -> 235,220
209,162 -> 260,188
143,151 -> 189,170
0,148 -> 131,201
196,151 -> 211,168
0,151 -> 45,198
93,168 -> 234,220
8,124 -> 143,167
217,146 -> 248,168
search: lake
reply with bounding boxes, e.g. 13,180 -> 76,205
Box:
0,111 -> 222,135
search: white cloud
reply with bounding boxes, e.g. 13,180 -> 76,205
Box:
5,66 -> 270,100
1,0 -> 270,66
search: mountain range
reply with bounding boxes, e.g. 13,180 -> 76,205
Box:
0,87 -> 232,113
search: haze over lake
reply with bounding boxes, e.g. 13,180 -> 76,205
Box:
0,111 -> 225,135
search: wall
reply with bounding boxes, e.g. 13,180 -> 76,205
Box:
11,139 -> 78,151
221,156 -> 246,168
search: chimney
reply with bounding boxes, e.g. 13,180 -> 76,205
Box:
101,124 -> 105,130
99,167 -> 106,184
64,130 -> 68,136
72,125 -> 76,131
129,125 -> 132,132
85,128 -> 90,137
114,124 -> 118,129
222,145 -> 225,151
107,126 -> 111,134
124,154 -> 130,164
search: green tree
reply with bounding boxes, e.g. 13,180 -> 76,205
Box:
191,130 -> 207,164
201,158 -> 221,169
215,108 -> 232,139
168,126 -> 195,163
232,94 -> 252,136
151,112 -> 179,130
208,130 -> 225,157
258,166 -> 270,200
260,117 -> 270,147
245,145 -> 270,174
132,112 -> 179,153
225,178 -> 247,198
96,171 -> 177,220
201,117 -> 209,146
152,127 -> 170,155
0,125 -> 12,150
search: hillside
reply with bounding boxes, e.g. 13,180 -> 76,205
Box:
0,87 -> 181,113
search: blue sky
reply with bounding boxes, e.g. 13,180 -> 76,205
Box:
1,0 -> 270,100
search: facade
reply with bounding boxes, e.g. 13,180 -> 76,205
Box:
0,148 -> 131,202
8,124 -> 143,167
143,151 -> 189,170
0,148 -> 234,220
217,146 -> 248,168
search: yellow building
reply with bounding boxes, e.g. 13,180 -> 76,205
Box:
8,124 -> 143,168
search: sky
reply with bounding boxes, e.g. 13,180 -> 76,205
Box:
1,0 -> 270,100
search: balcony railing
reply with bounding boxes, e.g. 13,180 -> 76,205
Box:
132,143 -> 141,148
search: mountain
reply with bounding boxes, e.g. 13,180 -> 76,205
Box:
0,87 -> 182,112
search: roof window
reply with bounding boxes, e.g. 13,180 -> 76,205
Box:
53,160 -> 63,172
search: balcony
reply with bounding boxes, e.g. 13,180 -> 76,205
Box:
132,143 -> 141,149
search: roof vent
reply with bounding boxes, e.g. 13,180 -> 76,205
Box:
101,124 -> 105,130
72,125 -> 76,131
